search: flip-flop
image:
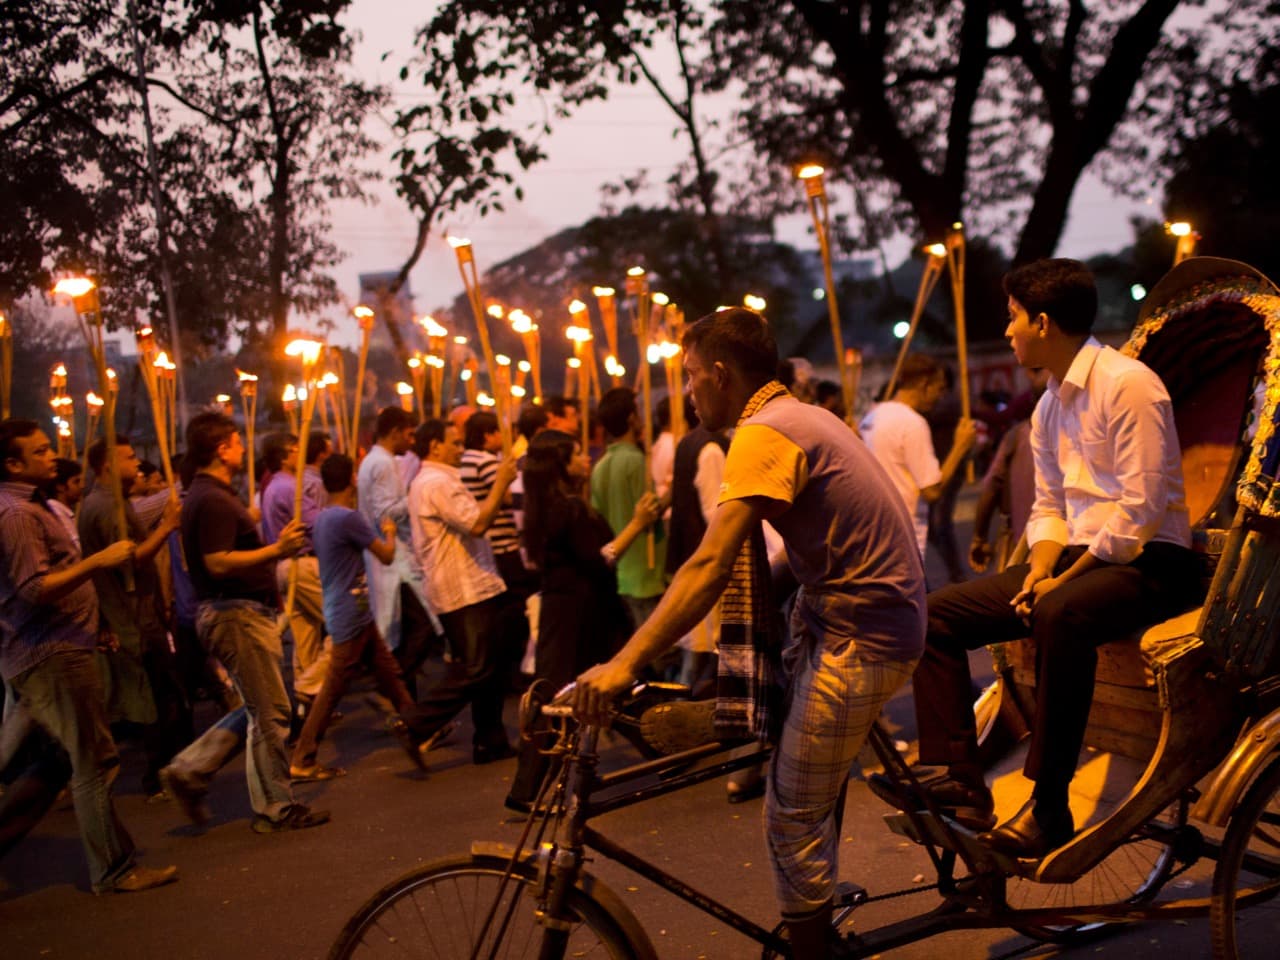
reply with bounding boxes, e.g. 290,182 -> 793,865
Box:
289,764 -> 347,782
638,700 -> 717,755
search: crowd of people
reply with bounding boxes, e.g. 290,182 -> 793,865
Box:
0,257 -> 1196,959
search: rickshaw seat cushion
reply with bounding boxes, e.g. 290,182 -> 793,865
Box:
1006,606 -> 1202,690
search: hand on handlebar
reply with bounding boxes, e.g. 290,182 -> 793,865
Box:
571,658 -> 637,725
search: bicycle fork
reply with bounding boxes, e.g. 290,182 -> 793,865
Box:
533,725 -> 601,960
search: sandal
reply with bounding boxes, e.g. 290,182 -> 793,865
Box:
639,699 -> 718,755
289,764 -> 347,782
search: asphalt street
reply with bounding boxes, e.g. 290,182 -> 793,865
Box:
0,492 -> 1231,959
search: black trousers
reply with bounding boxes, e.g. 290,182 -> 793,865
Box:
417,595 -> 510,750
914,542 -> 1200,796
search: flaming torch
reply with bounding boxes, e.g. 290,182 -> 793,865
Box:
565,323 -> 593,453
350,305 -> 375,455
419,315 -> 449,417
796,164 -> 855,425
883,243 -> 948,400
0,310 -> 11,419
53,277 -> 129,548
282,336 -> 326,620
237,370 -> 259,505
509,310 -> 541,403
448,236 -> 511,454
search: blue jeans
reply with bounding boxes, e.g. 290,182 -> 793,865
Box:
179,601 -> 293,818
11,649 -> 135,890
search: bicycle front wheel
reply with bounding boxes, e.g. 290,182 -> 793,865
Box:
329,852 -> 644,960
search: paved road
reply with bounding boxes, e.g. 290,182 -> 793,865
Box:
0,490 -> 1232,959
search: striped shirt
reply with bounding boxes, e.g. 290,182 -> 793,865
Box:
459,449 -> 519,555
0,480 -> 99,681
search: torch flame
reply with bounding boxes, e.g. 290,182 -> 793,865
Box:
52,277 -> 96,299
420,315 -> 448,338
285,338 -> 325,366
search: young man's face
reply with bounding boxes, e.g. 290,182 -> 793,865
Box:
389,424 -> 415,456
1005,295 -> 1047,369
112,443 -> 141,491
483,429 -> 503,454
218,431 -> 246,472
547,405 -> 579,434
431,426 -> 466,467
4,430 -> 57,485
57,473 -> 85,506
919,371 -> 947,412
684,346 -> 730,432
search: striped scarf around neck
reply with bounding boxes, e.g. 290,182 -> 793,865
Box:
714,379 -> 790,742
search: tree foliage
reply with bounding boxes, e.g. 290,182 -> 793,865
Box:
0,0 -> 383,364
408,0 -> 1277,269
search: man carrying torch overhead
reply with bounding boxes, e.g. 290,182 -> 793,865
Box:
79,436 -> 188,799
591,388 -> 668,634
160,412 -> 329,833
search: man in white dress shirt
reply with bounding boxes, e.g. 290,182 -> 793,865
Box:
407,418 -> 518,764
899,258 -> 1199,859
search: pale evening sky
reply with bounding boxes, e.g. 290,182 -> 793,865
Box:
323,1 -> 1156,345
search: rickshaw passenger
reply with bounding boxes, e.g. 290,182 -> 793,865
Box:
908,258 -> 1201,859
573,308 -> 927,959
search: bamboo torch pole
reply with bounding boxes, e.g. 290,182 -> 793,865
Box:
420,316 -> 449,417
283,337 -> 325,621
593,287 -> 620,387
566,323 -> 593,455
237,371 -> 259,506
796,164 -> 855,426
944,223 -> 973,483
509,310 -> 540,404
0,310 -> 11,419
350,305 -> 375,456
884,245 -> 947,399
83,392 -> 103,471
407,355 -> 426,425
134,327 -> 178,494
448,237 -> 511,455
626,267 -> 656,568
55,277 -> 133,589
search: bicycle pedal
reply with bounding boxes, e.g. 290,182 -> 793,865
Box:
833,880 -> 867,908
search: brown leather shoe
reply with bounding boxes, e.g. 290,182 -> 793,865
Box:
96,865 -> 179,894
979,800 -> 1074,859
866,772 -> 996,831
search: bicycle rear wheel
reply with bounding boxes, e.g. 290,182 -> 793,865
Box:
329,852 -> 643,960
1211,754 -> 1280,959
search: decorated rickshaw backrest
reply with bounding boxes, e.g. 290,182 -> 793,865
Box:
1125,271 -> 1280,682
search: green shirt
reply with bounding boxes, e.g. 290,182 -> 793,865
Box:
590,440 -> 667,599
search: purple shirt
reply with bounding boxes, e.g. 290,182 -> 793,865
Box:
260,467 -> 324,552
0,480 -> 98,680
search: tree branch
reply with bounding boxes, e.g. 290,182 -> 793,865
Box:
0,67 -> 128,143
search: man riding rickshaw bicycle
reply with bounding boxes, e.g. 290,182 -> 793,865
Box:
330,258 -> 1280,959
